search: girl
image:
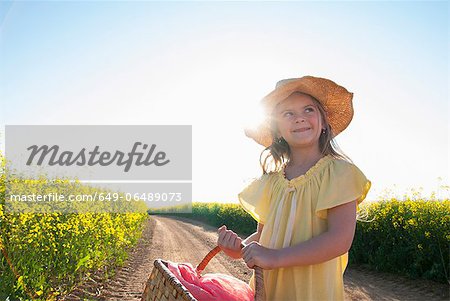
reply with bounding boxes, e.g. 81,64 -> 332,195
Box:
218,76 -> 371,301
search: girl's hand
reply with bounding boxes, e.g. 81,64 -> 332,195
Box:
217,225 -> 243,259
242,241 -> 277,270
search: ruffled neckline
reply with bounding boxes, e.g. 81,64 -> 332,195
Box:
277,155 -> 333,186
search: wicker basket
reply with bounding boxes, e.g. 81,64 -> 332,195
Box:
141,246 -> 265,301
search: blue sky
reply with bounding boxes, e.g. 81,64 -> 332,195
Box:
1,1 -> 448,202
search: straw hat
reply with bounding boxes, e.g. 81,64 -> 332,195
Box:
245,76 -> 354,147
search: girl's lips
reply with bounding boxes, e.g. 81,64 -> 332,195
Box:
293,128 -> 310,132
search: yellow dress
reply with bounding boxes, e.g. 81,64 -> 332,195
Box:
238,155 -> 371,301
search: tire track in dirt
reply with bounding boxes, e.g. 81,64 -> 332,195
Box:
344,266 -> 448,301
143,215 -> 251,278
66,215 -> 449,301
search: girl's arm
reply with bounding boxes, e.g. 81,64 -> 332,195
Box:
243,200 -> 357,269
242,223 -> 264,245
218,223 -> 264,259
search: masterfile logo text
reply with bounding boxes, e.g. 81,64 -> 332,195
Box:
5,125 -> 191,180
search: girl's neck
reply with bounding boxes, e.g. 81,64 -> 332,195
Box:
288,147 -> 324,168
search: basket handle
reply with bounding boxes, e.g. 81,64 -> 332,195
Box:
196,245 -> 266,301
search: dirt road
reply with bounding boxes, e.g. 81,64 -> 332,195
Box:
67,216 -> 448,300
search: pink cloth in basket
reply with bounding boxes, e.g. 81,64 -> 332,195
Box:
167,261 -> 253,301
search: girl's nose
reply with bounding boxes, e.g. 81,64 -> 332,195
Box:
295,115 -> 305,123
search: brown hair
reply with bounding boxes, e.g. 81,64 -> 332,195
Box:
259,92 -> 351,174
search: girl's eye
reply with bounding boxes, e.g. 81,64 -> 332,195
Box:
283,112 -> 294,118
305,107 -> 315,113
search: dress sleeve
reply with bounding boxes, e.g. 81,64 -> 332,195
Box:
238,174 -> 272,224
315,161 -> 371,219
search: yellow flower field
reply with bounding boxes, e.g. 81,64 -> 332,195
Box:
0,154 -> 148,300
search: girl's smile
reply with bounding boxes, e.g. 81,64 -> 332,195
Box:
292,127 -> 312,132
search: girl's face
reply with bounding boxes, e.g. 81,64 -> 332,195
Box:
274,93 -> 324,149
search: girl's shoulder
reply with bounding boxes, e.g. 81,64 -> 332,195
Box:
327,156 -> 366,176
326,156 -> 371,194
